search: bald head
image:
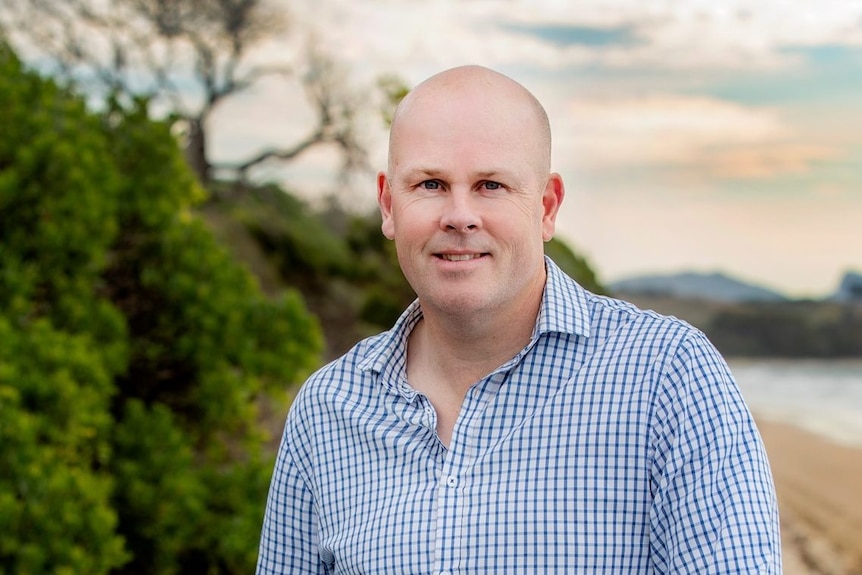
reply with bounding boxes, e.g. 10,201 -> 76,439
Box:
388,65 -> 552,177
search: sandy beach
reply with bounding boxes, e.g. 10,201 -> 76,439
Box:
756,419 -> 862,575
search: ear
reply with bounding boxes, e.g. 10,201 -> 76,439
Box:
377,171 -> 396,240
541,172 -> 565,242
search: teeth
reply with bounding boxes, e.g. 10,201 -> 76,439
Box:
441,253 -> 481,261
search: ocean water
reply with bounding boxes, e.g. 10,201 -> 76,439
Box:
728,359 -> 862,448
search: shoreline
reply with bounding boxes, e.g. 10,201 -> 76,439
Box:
755,417 -> 862,574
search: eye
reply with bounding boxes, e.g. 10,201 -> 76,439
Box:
421,180 -> 441,190
483,181 -> 502,190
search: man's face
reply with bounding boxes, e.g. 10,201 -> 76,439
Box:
378,84 -> 562,320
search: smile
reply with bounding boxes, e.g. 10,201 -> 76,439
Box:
436,253 -> 487,261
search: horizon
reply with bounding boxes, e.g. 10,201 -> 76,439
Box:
607,266 -> 862,300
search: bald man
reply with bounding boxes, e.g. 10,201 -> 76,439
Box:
256,66 -> 781,574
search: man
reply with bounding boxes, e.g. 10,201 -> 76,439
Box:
256,65 -> 781,574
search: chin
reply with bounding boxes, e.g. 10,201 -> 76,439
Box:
424,291 -> 492,317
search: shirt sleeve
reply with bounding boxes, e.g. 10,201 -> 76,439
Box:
256,424 -> 323,575
648,330 -> 782,574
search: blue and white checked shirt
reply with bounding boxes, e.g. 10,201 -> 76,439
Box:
257,257 -> 781,574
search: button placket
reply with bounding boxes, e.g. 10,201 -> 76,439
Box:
434,465 -> 463,575
432,369 -> 509,575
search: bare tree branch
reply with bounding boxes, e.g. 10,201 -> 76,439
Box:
3,0 -> 364,189
208,45 -> 369,185
220,128 -> 328,180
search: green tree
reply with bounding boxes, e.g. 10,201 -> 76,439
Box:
0,43 -> 322,574
0,42 -> 128,575
544,237 -> 605,295
0,320 -> 129,575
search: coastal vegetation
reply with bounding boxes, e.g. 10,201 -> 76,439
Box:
0,45 -> 322,574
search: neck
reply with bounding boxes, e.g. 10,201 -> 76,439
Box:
412,286 -> 543,392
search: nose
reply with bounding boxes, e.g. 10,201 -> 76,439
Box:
440,189 -> 481,233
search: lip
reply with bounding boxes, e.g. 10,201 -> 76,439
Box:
431,251 -> 490,271
433,252 -> 488,262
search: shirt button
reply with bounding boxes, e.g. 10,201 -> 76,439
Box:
445,475 -> 458,488
440,571 -> 452,575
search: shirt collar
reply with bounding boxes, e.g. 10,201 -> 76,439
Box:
358,255 -> 593,377
535,255 -> 592,339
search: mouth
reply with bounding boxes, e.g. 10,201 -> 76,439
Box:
434,252 -> 488,262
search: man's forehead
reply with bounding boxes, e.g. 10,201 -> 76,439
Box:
395,165 -> 520,179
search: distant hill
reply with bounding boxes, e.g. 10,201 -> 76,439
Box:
833,271 -> 862,303
610,271 -> 788,303
609,271 -> 862,358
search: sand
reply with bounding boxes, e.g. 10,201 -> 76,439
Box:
756,419 -> 862,575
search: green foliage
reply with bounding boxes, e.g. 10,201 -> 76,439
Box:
0,318 -> 128,575
1,43 -> 322,575
98,90 -> 322,575
231,185 -> 352,289
0,45 -> 128,574
0,43 -> 128,371
110,400 -> 206,575
544,237 -> 605,294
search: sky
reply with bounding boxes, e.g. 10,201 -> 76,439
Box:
208,0 -> 862,298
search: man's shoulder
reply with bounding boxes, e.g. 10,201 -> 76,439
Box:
592,288 -> 709,346
299,330 -> 391,396
553,278 -> 728,385
552,263 -> 699,339
587,288 -> 693,328
543,256 -> 699,341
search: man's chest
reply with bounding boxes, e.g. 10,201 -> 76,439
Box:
311,373 -> 656,574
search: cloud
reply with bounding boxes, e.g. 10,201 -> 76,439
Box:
705,144 -> 837,179
500,23 -> 640,48
287,0 -> 862,77
558,95 -> 838,179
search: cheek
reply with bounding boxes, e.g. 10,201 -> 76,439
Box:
387,210 -> 428,257
394,201 -> 438,234
494,197 -> 545,234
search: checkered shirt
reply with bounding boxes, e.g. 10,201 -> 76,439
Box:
256,257 -> 781,574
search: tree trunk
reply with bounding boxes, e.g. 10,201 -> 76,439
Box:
185,118 -> 211,184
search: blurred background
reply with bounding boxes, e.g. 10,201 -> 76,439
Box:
1,0 -> 860,573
